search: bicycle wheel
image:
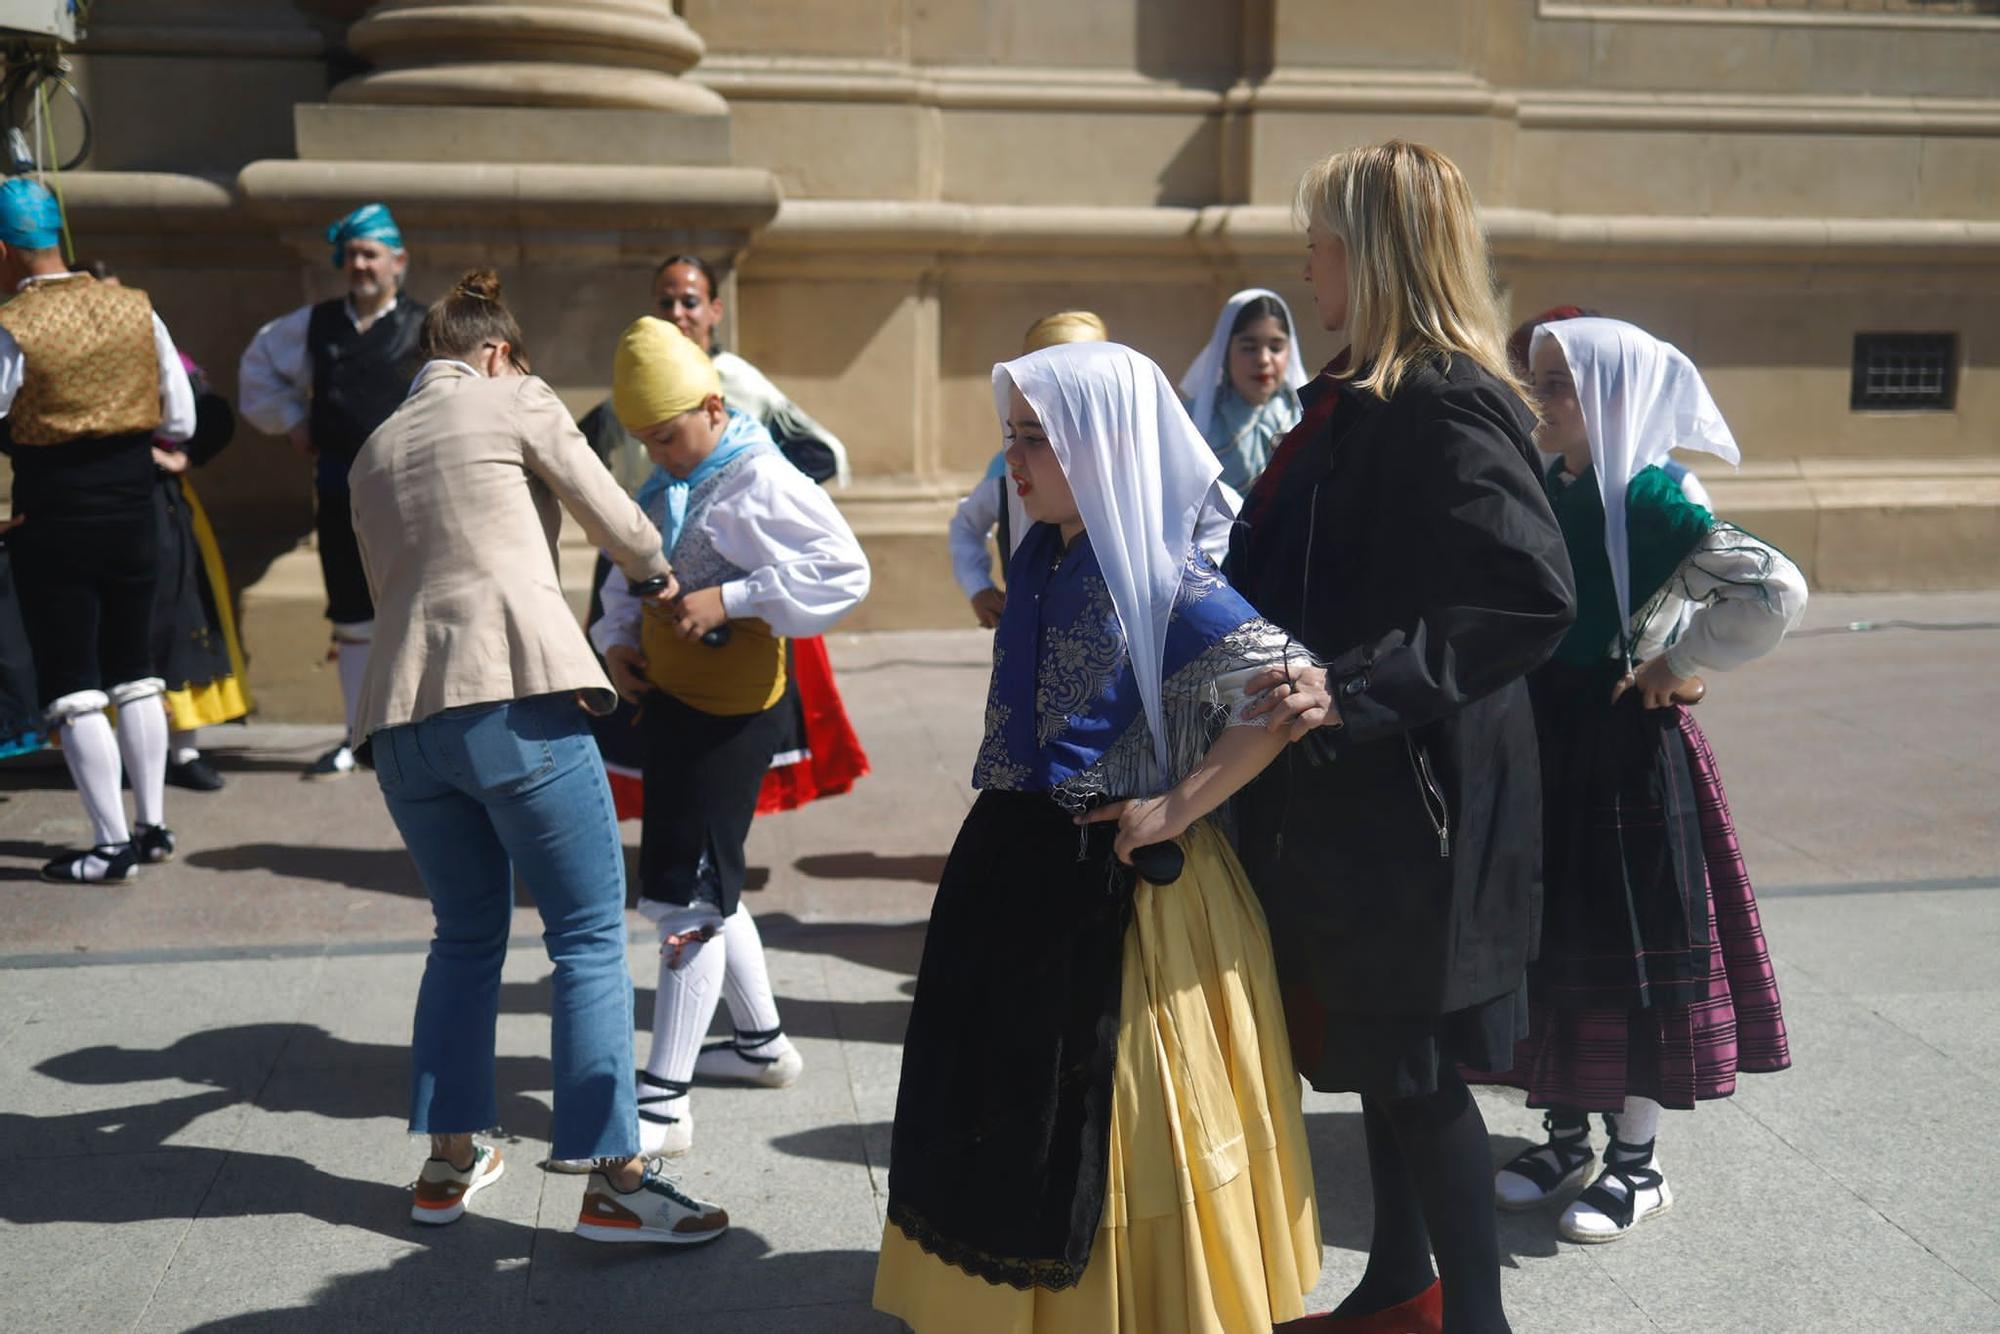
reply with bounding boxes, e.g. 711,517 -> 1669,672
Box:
9,69 -> 90,173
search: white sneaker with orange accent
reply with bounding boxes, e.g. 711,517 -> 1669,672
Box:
410,1143 -> 504,1225
576,1160 -> 728,1245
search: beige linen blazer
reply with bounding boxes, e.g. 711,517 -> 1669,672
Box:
348,362 -> 670,745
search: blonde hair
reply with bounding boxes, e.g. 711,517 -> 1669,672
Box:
1022,309 -> 1108,354
1294,140 -> 1520,402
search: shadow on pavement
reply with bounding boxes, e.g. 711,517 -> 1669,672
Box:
184,843 -> 428,897
792,852 -> 948,884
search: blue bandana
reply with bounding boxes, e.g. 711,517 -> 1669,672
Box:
0,178 -> 62,251
326,202 -> 404,268
635,408 -> 773,555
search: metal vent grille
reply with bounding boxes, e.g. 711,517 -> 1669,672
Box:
1851,333 -> 1957,412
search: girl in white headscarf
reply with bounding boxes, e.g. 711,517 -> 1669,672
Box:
1472,317 -> 1807,1245
1179,287 -> 1309,490
875,341 -> 1321,1333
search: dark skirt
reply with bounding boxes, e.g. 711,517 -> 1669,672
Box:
635,688 -> 786,915
1530,661 -> 1711,1008
1468,709 -> 1791,1110
886,789 -> 1132,1291
0,541 -> 41,757
1285,979 -> 1528,1102
149,475 -> 235,695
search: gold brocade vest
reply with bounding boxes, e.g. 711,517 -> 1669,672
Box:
640,607 -> 787,717
0,275 -> 163,445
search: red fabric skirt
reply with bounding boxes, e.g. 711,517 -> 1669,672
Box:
605,635 -> 869,822
1468,711 -> 1790,1110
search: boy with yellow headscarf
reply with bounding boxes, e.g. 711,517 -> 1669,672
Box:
589,317 -> 871,1158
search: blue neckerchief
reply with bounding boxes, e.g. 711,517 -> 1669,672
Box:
975,524 -> 1259,793
981,449 -> 1008,482
636,408 -> 768,553
1205,385 -> 1301,492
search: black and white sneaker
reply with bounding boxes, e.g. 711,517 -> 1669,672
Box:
1495,1110 -> 1596,1211
133,824 -> 177,865
693,1028 -> 803,1089
1559,1138 -> 1673,1243
304,744 -> 356,781
41,842 -> 139,884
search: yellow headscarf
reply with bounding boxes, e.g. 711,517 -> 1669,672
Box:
612,316 -> 721,430
1022,310 -> 1108,354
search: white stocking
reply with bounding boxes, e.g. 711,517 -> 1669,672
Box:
55,705 -> 128,847
170,728 -> 201,766
641,901 -> 727,1086
110,683 -> 168,828
1611,1096 -> 1662,1158
333,624 -> 372,741
720,904 -> 785,1043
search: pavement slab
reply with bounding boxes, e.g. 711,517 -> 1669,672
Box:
2,595 -> 1997,1332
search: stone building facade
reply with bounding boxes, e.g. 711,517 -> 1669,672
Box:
19,0 -> 2000,718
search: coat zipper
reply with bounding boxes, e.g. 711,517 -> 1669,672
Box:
1406,734 -> 1451,859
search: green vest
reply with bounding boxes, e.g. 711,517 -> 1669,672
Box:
1548,463 -> 1713,666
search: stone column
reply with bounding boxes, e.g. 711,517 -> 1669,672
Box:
335,0 -> 727,115
232,0 -> 784,719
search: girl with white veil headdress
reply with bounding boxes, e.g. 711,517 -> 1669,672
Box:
875,340 -> 1322,1332
1471,316 -> 1807,1246
1179,287 -> 1309,490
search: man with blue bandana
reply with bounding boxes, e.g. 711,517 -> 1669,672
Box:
239,202 -> 422,778
0,177 -> 198,882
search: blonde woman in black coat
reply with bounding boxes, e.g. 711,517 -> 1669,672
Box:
1229,141 -> 1576,1334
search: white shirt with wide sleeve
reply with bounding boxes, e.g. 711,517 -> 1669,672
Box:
592,451 -> 871,655
0,274 -> 196,442
239,296 -> 410,437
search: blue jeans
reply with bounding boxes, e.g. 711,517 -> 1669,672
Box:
372,694 -> 638,1162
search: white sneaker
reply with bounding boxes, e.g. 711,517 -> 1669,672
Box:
576,1159 -> 728,1245
543,1157 -> 594,1175
410,1143 -> 504,1225
1559,1150 -> 1672,1243
694,1033 -> 803,1089
637,1073 -> 692,1157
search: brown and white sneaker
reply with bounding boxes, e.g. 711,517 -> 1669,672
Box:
410,1143 -> 505,1225
576,1159 -> 728,1246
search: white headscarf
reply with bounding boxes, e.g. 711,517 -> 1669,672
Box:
1178,287 -> 1310,434
1532,317 -> 1739,649
994,342 -> 1225,779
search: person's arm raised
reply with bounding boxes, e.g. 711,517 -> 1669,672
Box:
514,377 -> 670,585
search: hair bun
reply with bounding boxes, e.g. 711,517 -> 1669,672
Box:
454,268 -> 503,302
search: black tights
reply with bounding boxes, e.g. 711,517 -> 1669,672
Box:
1335,1067 -> 1511,1334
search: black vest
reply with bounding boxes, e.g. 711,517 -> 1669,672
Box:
307,296 -> 422,491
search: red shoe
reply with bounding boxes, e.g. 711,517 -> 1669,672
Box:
1274,1279 -> 1443,1334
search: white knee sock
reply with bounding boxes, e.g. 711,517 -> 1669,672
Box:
112,689 -> 169,828
1610,1096 -> 1662,1158
170,728 -> 201,766
333,630 -> 371,742
642,903 -> 727,1087
57,709 -> 129,847
720,904 -> 787,1046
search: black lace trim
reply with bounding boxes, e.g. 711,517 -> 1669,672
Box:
885,1198 -> 1087,1292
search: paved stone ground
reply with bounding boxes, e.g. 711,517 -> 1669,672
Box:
1,591 -> 1996,1332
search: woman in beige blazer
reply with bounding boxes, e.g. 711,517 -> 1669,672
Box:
348,270 -> 727,1247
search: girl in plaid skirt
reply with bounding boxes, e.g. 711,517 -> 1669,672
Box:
1472,317 -> 1808,1244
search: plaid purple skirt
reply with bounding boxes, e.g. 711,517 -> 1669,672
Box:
1469,710 -> 1791,1110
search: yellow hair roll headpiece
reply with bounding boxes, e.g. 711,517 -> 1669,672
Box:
612,316 -> 721,430
1022,310 -> 1108,354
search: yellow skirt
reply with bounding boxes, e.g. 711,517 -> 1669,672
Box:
874,818 -> 1322,1333
163,480 -> 252,733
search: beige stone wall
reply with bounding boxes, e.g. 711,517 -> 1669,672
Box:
14,0 -> 1996,716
